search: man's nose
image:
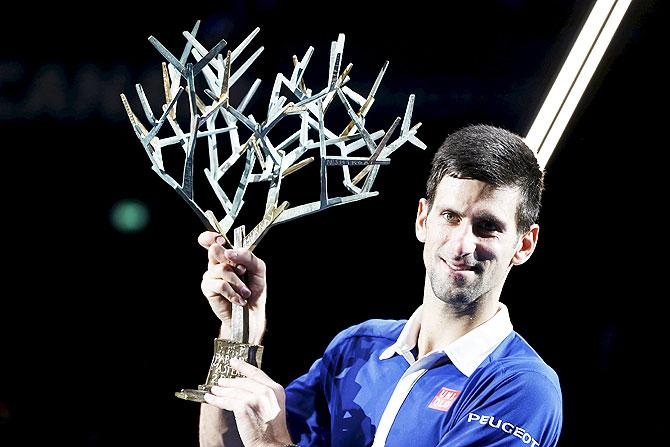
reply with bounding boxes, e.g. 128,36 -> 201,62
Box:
449,223 -> 477,258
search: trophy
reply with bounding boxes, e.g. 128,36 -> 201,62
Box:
120,21 -> 426,403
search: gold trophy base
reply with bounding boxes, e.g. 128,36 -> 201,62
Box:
176,338 -> 264,403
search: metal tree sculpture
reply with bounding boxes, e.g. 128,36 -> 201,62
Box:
121,21 -> 425,401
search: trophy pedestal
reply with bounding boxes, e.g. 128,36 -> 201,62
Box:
176,338 -> 264,403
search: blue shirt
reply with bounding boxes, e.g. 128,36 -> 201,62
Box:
285,304 -> 562,446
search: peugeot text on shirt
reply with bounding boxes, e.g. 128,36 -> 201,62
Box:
467,412 -> 541,447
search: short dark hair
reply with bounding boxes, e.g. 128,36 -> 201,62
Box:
425,124 -> 544,234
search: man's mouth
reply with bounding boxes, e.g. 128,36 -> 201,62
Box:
441,258 -> 478,273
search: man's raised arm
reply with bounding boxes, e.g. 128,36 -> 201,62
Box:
196,231 -> 270,447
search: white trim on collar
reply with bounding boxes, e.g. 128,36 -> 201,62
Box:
379,306 -> 423,361
378,303 -> 513,377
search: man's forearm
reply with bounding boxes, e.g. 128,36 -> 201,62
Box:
199,403 -> 242,447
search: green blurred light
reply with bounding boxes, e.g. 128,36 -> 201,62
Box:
110,199 -> 150,233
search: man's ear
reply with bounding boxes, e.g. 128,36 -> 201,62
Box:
511,224 -> 540,266
416,198 -> 430,243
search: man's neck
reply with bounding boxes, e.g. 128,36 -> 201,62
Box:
416,286 -> 500,360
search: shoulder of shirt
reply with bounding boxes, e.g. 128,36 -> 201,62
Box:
324,317 -> 406,353
482,331 -> 562,399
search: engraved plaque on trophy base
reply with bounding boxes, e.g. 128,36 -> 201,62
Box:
175,338 -> 264,403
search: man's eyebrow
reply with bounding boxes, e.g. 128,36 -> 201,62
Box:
437,205 -> 463,216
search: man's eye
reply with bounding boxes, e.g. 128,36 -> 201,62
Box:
442,212 -> 458,222
479,221 -> 499,233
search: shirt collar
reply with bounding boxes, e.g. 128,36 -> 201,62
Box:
378,303 -> 513,377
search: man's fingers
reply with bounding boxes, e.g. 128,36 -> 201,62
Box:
207,386 -> 258,414
198,231 -> 221,249
204,237 -> 257,279
208,385 -> 281,421
217,376 -> 282,404
201,277 -> 248,306
203,390 -> 245,413
210,385 -> 255,401
208,244 -> 234,266
207,245 -> 248,274
227,358 -> 275,388
205,266 -> 252,300
224,248 -> 266,277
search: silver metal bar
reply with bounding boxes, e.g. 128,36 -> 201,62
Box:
232,148 -> 256,217
142,87 -> 183,147
343,130 -> 384,156
135,83 -> 156,125
182,64 -> 198,198
273,192 -> 378,225
318,99 -> 328,205
225,104 -> 257,132
179,20 -> 201,66
231,27 -> 261,63
275,130 -> 301,153
370,60 -> 389,97
193,37 -> 228,76
336,88 -> 378,154
525,0 -> 632,169
264,151 -> 284,214
231,226 -> 248,344
342,85 -> 366,107
230,47 -> 264,86
268,73 -> 283,118
205,167 -> 233,215
290,46 -> 314,87
401,94 -> 415,135
369,117 -> 401,163
238,79 -> 261,114
206,115 -> 220,174
148,36 -> 185,73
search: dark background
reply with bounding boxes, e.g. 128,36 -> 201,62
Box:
0,0 -> 662,445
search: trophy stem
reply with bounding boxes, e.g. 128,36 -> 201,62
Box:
231,304 -> 250,343
231,226 -> 250,344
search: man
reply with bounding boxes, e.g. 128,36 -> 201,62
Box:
198,124 -> 563,447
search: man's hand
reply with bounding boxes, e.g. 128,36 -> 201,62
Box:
198,231 -> 267,344
204,358 -> 294,447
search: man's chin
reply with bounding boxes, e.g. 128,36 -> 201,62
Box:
433,286 -> 477,309
429,270 -> 479,307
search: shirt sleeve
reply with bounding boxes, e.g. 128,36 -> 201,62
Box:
283,325 -> 356,446
284,357 -> 331,447
437,370 -> 563,447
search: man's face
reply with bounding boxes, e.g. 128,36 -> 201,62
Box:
415,175 -> 538,312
